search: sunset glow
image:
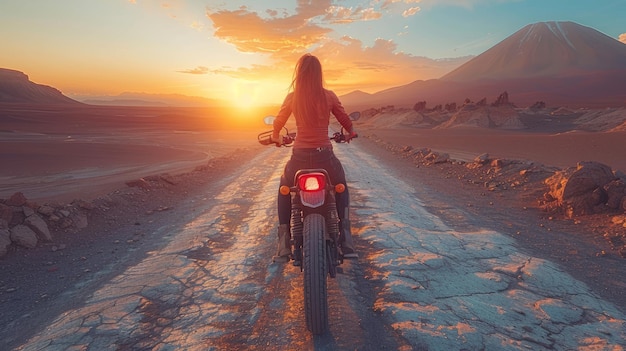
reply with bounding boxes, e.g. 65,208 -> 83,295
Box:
1,0 -> 625,107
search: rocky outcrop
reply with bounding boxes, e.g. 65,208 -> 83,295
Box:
437,104 -> 524,129
543,162 -> 625,217
0,68 -> 79,104
492,91 -> 513,107
413,101 -> 427,112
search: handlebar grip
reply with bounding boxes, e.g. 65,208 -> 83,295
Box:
258,136 -> 273,145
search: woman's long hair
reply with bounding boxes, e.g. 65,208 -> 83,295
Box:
290,54 -> 328,127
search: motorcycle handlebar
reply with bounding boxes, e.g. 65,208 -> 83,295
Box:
257,131 -> 356,147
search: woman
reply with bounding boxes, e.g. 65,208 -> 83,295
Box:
271,53 -> 358,263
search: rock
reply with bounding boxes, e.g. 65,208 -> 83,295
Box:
491,159 -> 505,168
23,206 -> 35,217
24,214 -> 52,241
37,205 -> 55,216
73,199 -> 95,210
611,215 -> 626,225
474,153 -> 490,165
9,207 -> 25,227
69,212 -> 88,230
544,162 -> 616,216
0,228 -> 11,257
59,217 -> 73,229
492,91 -> 511,107
6,192 -> 27,206
621,197 -> 626,212
126,178 -> 151,189
413,101 -> 426,112
425,152 -> 450,164
0,203 -> 12,224
530,101 -> 546,109
604,179 -> 626,209
412,147 -> 431,157
9,224 -> 38,249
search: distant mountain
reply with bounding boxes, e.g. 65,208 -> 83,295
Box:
441,21 -> 626,81
341,21 -> 626,109
79,92 -> 223,107
0,68 -> 79,104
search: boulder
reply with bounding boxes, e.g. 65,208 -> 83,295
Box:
0,203 -> 12,224
37,205 -> 55,216
6,192 -> 27,206
474,153 -> 490,165
10,224 -> 38,249
425,152 -> 450,164
545,162 -> 617,217
24,214 -> 52,241
10,207 -> 25,227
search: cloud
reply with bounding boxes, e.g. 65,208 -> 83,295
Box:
381,0 -> 422,9
402,7 -> 421,17
207,6 -> 331,55
203,1 -> 471,95
323,6 -> 383,24
178,66 -> 209,75
205,1 -> 422,57
620,33 -> 626,44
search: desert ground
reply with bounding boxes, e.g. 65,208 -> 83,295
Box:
0,104 -> 272,202
2,103 -> 626,349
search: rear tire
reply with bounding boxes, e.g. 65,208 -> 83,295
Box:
303,213 -> 328,334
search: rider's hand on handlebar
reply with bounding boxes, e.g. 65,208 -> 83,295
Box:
345,129 -> 358,143
270,133 -> 283,147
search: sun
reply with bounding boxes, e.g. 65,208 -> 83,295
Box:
231,80 -> 261,111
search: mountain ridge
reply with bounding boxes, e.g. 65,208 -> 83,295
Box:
0,68 -> 79,104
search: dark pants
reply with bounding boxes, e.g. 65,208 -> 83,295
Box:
278,147 -> 349,225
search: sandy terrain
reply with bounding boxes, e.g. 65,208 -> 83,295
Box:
0,104 -> 266,202
370,127 -> 626,173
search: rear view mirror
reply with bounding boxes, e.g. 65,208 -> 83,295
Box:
263,115 -> 276,125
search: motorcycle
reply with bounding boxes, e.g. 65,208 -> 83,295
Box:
258,111 -> 360,334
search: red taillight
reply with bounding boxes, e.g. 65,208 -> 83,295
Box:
298,173 -> 326,191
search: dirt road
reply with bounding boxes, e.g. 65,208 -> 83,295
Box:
2,144 -> 625,350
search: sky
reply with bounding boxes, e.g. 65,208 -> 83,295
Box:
1,0 -> 625,107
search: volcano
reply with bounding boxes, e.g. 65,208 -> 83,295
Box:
441,21 -> 626,81
342,21 -> 626,108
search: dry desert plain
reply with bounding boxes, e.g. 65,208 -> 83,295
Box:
2,103 -> 626,203
0,104 -> 274,202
